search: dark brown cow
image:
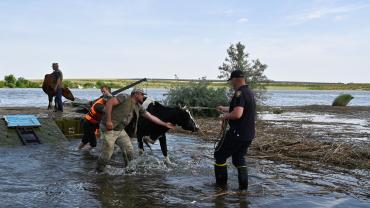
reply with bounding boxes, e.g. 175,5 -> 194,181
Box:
42,73 -> 75,110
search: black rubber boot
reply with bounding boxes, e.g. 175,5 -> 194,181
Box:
96,160 -> 106,173
237,166 -> 248,190
214,164 -> 228,188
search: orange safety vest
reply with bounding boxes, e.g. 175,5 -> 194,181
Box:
85,98 -> 106,124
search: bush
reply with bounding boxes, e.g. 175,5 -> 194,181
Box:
28,81 -> 41,88
0,80 -> 4,88
83,82 -> 95,88
63,80 -> 79,88
106,82 -> 123,89
96,80 -> 106,88
165,79 -> 228,117
4,74 -> 17,88
16,77 -> 30,88
332,94 -> 354,106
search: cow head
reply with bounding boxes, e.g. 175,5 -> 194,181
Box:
175,106 -> 199,132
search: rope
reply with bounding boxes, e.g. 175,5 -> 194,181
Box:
187,106 -> 217,110
214,119 -> 228,151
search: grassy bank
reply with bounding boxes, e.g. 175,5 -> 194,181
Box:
1,78 -> 370,90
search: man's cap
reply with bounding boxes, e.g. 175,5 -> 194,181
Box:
131,87 -> 146,95
228,70 -> 245,81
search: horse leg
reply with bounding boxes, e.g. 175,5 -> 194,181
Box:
54,96 -> 58,112
47,95 -> 53,110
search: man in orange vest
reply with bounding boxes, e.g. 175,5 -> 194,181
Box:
78,85 -> 112,150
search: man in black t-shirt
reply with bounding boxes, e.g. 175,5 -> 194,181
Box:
215,69 -> 256,190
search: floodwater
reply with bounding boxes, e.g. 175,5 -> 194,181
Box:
0,88 -> 167,107
0,88 -> 370,107
261,111 -> 370,143
264,90 -> 370,106
1,88 -> 369,207
0,135 -> 369,207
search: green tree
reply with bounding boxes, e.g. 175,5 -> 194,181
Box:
218,42 -> 268,103
4,74 -> 17,88
0,81 -> 4,88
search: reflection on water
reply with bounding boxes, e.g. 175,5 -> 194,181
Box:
0,135 -> 369,207
0,88 -> 369,107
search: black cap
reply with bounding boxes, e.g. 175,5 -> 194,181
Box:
228,70 -> 244,81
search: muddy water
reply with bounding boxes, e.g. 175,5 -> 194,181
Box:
0,135 -> 369,207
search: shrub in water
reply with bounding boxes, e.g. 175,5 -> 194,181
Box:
165,79 -> 228,117
332,94 -> 354,106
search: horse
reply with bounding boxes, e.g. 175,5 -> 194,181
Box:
42,73 -> 75,110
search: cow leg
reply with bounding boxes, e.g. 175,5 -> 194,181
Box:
138,136 -> 144,155
159,134 -> 173,165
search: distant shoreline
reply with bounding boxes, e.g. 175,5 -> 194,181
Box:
1,78 -> 369,91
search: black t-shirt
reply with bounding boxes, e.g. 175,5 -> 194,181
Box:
52,70 -> 63,81
228,85 -> 256,141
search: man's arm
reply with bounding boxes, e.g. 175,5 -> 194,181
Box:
105,97 -> 120,130
143,112 -> 175,129
221,106 -> 244,120
54,77 -> 61,92
216,106 -> 229,113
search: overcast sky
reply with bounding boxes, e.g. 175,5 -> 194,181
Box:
0,0 -> 369,83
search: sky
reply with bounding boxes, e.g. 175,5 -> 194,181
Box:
0,0 -> 369,83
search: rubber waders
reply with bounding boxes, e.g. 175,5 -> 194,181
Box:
237,166 -> 248,190
214,164 -> 228,188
